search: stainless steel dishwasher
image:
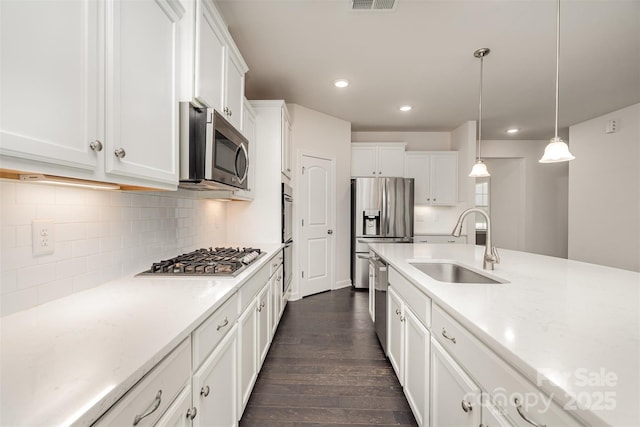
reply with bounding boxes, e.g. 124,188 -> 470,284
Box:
372,254 -> 389,354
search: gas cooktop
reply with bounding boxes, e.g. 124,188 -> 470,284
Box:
137,247 -> 264,277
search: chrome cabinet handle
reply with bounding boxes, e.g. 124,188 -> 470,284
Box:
395,308 -> 401,316
400,315 -> 405,322
441,328 -> 457,344
514,398 -> 547,427
216,317 -> 229,331
89,140 -> 103,152
461,399 -> 472,413
133,390 -> 162,425
114,148 -> 126,158
186,406 -> 197,420
200,385 -> 210,397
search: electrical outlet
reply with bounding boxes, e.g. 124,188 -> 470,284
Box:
32,219 -> 55,256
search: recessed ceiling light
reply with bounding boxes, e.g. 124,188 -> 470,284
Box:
399,105 -> 412,112
334,79 -> 349,88
506,128 -> 519,134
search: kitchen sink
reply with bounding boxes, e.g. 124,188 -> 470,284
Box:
409,262 -> 506,284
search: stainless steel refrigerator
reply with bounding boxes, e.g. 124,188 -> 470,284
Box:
350,177 -> 414,289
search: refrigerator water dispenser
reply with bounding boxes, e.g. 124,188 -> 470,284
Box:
363,209 -> 380,236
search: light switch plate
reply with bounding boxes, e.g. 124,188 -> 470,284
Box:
32,219 -> 55,256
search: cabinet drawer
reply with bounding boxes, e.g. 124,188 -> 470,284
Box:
269,251 -> 283,277
239,263 -> 270,313
389,267 -> 431,327
192,292 -> 239,368
94,338 -> 191,427
431,305 -> 583,427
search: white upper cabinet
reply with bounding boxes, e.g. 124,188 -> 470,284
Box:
281,109 -> 292,179
405,151 -> 458,205
190,0 -> 247,130
351,143 -> 406,177
193,0 -> 225,111
0,0 -> 185,190
105,0 -> 182,185
0,0 -> 99,171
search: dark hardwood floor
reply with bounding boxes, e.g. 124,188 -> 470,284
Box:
240,287 -> 418,426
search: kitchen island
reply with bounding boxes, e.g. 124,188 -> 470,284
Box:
368,243 -> 640,427
0,243 -> 283,426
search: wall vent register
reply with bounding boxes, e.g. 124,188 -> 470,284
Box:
138,247 -> 264,277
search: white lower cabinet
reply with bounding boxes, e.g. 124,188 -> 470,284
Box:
237,296 -> 258,414
93,338 -> 192,426
380,264 -> 583,427
388,285 -> 430,427
192,324 -> 237,426
387,287 -> 405,383
256,283 -> 271,367
403,308 -> 430,427
431,337 -> 482,427
270,265 -> 283,337
155,386 -> 195,427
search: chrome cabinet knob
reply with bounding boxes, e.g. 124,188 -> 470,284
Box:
186,407 -> 197,420
327,229 -> 333,235
114,148 -> 126,159
200,385 -> 210,397
89,140 -> 103,152
461,400 -> 472,413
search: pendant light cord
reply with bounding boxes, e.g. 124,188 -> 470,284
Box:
554,0 -> 560,139
478,54 -> 484,160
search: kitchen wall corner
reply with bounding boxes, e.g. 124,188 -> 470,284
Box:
0,181 -> 228,316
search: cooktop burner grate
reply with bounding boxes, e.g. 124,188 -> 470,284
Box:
138,247 -> 264,277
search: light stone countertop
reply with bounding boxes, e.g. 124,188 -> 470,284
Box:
368,243 -> 640,427
0,243 -> 283,426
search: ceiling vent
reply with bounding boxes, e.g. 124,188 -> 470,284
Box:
352,0 -> 397,11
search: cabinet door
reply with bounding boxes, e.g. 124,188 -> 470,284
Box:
405,153 -> 431,205
193,325 -> 237,427
378,146 -> 405,177
431,337 -> 481,427
256,284 -> 271,367
430,153 -> 458,205
387,287 -> 404,384
225,51 -> 245,130
271,265 -> 283,336
351,145 -> 378,177
281,110 -> 292,178
404,308 -> 430,427
0,0 -> 99,170
155,386 -> 194,427
237,300 -> 257,414
368,261 -> 375,322
194,0 -> 225,111
105,0 -> 181,185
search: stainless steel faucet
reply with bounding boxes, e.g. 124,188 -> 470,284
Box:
452,208 -> 500,270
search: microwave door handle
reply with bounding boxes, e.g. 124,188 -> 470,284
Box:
204,110 -> 214,179
235,143 -> 249,184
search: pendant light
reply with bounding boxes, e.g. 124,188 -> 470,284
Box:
469,48 -> 491,177
539,0 -> 575,163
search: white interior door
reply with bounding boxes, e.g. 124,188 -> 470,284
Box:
300,154 -> 335,297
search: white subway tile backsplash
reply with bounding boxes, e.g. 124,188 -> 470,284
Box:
17,263 -> 57,289
1,181 -> 229,316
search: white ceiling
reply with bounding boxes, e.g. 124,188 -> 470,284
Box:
216,0 -> 640,140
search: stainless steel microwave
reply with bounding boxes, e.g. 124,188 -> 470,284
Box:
178,102 -> 249,191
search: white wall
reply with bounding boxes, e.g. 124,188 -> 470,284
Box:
0,181 -> 228,316
483,158 -> 526,251
568,103 -> 640,272
351,131 -> 450,151
289,104 -> 352,295
482,140 -> 568,258
450,121 -> 477,243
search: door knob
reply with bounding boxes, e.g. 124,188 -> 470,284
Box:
327,229 -> 333,235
